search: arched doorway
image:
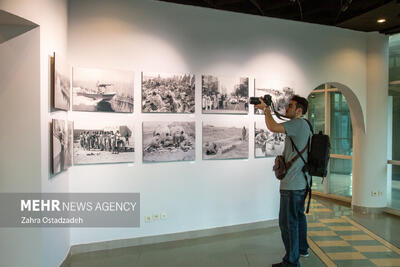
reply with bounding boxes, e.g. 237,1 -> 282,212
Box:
308,83 -> 359,200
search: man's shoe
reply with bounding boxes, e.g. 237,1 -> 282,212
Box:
300,252 -> 309,257
272,263 -> 283,267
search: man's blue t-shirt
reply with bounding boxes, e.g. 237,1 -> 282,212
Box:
280,118 -> 311,190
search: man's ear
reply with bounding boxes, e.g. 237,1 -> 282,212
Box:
296,108 -> 303,116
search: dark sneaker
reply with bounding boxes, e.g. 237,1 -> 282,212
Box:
272,263 -> 283,267
300,252 -> 309,257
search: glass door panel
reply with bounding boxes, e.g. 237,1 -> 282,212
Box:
390,165 -> 400,209
330,92 -> 353,156
308,93 -> 325,135
329,158 -> 352,197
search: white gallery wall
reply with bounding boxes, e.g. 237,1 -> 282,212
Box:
0,1 -> 69,267
0,26 -> 42,267
0,0 -> 388,265
67,0 -> 383,247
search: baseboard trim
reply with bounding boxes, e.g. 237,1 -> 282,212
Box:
70,219 -> 278,255
352,205 -> 385,214
383,207 -> 400,217
312,191 -> 352,205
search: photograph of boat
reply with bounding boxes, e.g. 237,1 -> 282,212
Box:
72,67 -> 134,113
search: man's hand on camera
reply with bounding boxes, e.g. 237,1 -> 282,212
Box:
255,97 -> 268,112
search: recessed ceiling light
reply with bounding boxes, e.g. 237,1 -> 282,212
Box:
377,18 -> 386,23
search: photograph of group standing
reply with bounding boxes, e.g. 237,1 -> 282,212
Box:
142,121 -> 195,162
202,75 -> 249,114
52,119 -> 73,174
73,120 -> 134,164
202,121 -> 248,160
254,79 -> 294,115
72,67 -> 134,113
142,72 -> 195,113
254,120 -> 285,158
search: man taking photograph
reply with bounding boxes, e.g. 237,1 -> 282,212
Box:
256,95 -> 311,267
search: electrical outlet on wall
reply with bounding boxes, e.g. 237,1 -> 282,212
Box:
161,212 -> 167,220
152,213 -> 160,221
145,216 -> 151,223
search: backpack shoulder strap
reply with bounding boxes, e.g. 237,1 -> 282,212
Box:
289,137 -> 309,166
303,118 -> 314,134
286,137 -> 308,170
289,135 -> 313,214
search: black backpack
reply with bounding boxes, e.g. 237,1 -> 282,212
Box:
290,119 -> 330,213
303,119 -> 330,178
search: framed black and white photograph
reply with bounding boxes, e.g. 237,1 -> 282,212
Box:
53,53 -> 71,111
254,120 -> 285,158
143,121 -> 195,162
142,72 -> 195,113
73,120 -> 134,165
66,121 -> 73,169
202,121 -> 248,160
202,75 -> 249,114
254,79 -> 294,115
52,119 -> 73,174
72,67 -> 134,113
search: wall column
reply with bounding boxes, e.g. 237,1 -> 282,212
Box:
352,32 -> 389,208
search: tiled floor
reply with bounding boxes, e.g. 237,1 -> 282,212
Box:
306,197 -> 400,267
67,197 -> 400,267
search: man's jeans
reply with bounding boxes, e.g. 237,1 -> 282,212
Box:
279,189 -> 309,267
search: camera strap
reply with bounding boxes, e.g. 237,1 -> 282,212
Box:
270,104 -> 290,121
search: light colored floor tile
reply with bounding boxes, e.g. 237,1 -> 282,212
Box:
308,223 -> 326,227
333,259 -> 376,267
370,258 -> 400,266
328,226 -> 359,231
321,246 -> 357,253
310,203 -> 325,207
315,240 -> 351,247
319,218 -> 346,223
327,252 -> 366,260
308,231 -> 337,236
346,240 -> 382,246
311,208 -> 332,212
361,251 -> 400,259
340,235 -> 373,241
335,231 -> 365,236
354,245 -> 392,252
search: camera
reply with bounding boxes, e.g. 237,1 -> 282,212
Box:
249,94 -> 272,106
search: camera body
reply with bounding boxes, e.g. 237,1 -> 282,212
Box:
249,94 -> 272,106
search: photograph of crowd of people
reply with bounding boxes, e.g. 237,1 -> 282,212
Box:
53,53 -> 71,111
202,121 -> 248,160
142,121 -> 195,162
72,67 -> 134,113
73,120 -> 134,164
52,119 -> 73,174
202,75 -> 249,114
254,79 -> 294,115
254,120 -> 285,158
142,72 -> 195,113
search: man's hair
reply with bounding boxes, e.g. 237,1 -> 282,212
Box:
291,95 -> 308,115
